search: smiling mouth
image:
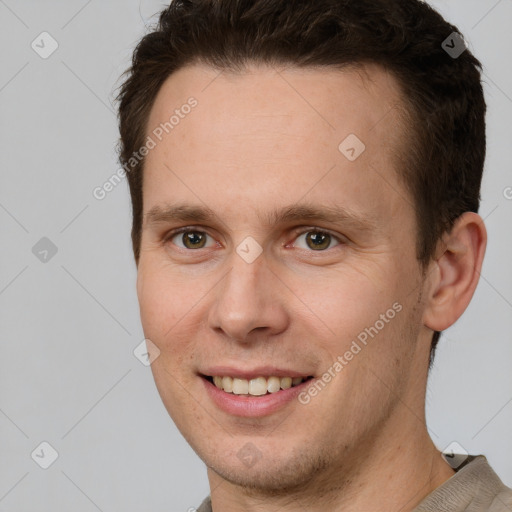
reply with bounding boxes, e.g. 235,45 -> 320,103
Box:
203,375 -> 314,396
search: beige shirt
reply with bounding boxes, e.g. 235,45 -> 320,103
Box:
196,455 -> 512,512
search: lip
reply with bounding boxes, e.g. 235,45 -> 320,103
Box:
200,373 -> 314,418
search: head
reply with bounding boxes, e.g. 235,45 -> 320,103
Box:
116,0 -> 487,494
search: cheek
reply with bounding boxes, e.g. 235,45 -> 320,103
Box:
290,265 -> 398,340
137,267 -> 205,417
137,264 -> 197,354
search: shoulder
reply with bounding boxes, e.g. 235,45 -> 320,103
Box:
414,455 -> 512,512
196,496 -> 212,512
489,489 -> 512,511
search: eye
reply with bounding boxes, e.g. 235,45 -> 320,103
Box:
293,229 -> 342,251
166,228 -> 217,250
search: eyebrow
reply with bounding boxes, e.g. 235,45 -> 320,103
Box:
143,202 -> 378,233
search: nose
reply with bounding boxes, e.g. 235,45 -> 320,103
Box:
207,248 -> 289,344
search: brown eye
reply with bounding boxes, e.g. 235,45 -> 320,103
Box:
294,230 -> 341,251
182,231 -> 207,249
306,231 -> 330,250
168,229 -> 214,250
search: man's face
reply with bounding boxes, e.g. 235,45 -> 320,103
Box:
137,63 -> 431,490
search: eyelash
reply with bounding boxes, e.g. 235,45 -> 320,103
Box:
162,226 -> 345,252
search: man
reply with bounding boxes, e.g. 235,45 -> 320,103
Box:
116,0 -> 512,510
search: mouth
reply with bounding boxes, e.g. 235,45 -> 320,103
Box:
199,366 -> 317,417
201,374 -> 315,397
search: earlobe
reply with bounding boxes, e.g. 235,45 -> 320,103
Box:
422,212 -> 487,332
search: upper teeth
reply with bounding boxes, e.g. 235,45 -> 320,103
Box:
212,376 -> 305,396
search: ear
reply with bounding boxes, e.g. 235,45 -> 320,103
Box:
422,212 -> 487,332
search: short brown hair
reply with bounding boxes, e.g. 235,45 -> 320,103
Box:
116,0 -> 486,369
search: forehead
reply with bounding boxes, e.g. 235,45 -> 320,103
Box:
147,62 -> 407,143
141,62 -> 413,233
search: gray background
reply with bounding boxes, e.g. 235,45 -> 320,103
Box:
0,0 -> 511,510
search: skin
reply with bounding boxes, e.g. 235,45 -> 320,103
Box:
136,63 -> 487,511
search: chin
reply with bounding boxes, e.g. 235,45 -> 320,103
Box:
205,446 -> 333,495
